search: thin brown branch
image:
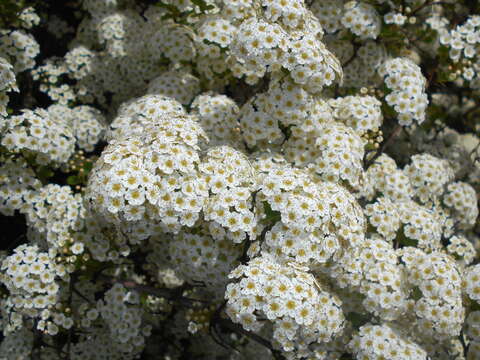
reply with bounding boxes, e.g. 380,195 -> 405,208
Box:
364,123 -> 402,169
409,1 -> 451,16
98,275 -> 207,307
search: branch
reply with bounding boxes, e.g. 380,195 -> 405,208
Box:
98,275 -> 208,307
409,1 -> 450,16
364,123 -> 402,169
215,318 -> 286,360
207,301 -> 287,359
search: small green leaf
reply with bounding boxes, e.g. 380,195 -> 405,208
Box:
411,286 -> 422,301
67,175 -> 80,185
191,0 -> 214,12
263,201 -> 281,223
37,166 -> 54,181
346,312 -> 370,328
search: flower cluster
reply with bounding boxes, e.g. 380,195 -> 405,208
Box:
0,30 -> 40,72
310,123 -> 365,188
22,184 -> 85,250
147,69 -> 201,105
329,95 -> 383,135
464,264 -> 480,302
365,154 -> 414,201
0,57 -> 17,117
400,248 -> 464,340
329,237 -> 408,320
1,108 -> 75,164
0,244 -> 66,334
0,1 -> 478,359
443,181 -> 479,229
349,323 -> 427,360
364,197 -> 401,241
225,253 -> 344,354
190,93 -> 241,148
97,284 -> 149,354
108,94 -> 186,141
378,58 -> 429,126
404,153 -> 454,204
397,201 -> 443,250
0,157 -> 41,216
201,146 -> 258,243
438,15 -> 480,85
169,228 -> 242,294
342,1 -> 381,39
259,164 -> 365,266
447,235 -> 476,266
85,112 -> 208,238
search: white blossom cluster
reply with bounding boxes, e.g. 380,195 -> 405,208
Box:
329,95 -> 383,134
1,108 -> 75,164
97,284 -> 149,353
349,323 -> 427,360
0,244 -> 67,335
0,30 -> 39,72
225,253 -> 344,356
341,1 -> 381,39
0,56 -> 17,117
378,58 -> 429,126
438,15 -> 480,86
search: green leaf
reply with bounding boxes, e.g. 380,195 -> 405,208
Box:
346,312 -> 370,328
263,201 -> 281,224
67,175 -> 80,186
37,166 -> 54,181
411,286 -> 422,301
191,0 -> 214,12
470,301 -> 480,312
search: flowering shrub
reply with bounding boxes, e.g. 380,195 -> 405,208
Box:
0,1 -> 479,359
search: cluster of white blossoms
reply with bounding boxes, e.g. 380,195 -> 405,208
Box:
397,201 -> 443,250
404,153 -> 455,203
464,264 -> 480,303
22,184 -> 85,251
1,108 -> 75,164
309,122 -> 365,188
310,0 -> 344,34
349,323 -> 428,360
378,58 -> 429,126
446,235 -> 476,266
169,228 -> 242,295
443,181 -> 479,229
0,157 -> 41,216
364,196 -> 400,241
329,95 -> 383,134
190,93 -> 241,149
0,30 -> 40,72
69,105 -> 107,152
107,94 -> 186,141
225,253 -> 344,355
0,1 -> 479,359
341,1 -> 381,39
85,112 -> 208,238
0,57 -> 18,117
329,237 -> 408,320
201,146 -> 259,243
147,69 -> 201,106
259,164 -> 365,266
0,244 -> 67,335
438,15 -> 480,85
364,154 -> 414,201
400,248 -> 464,340
97,284 -> 149,355
465,311 -> 480,359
